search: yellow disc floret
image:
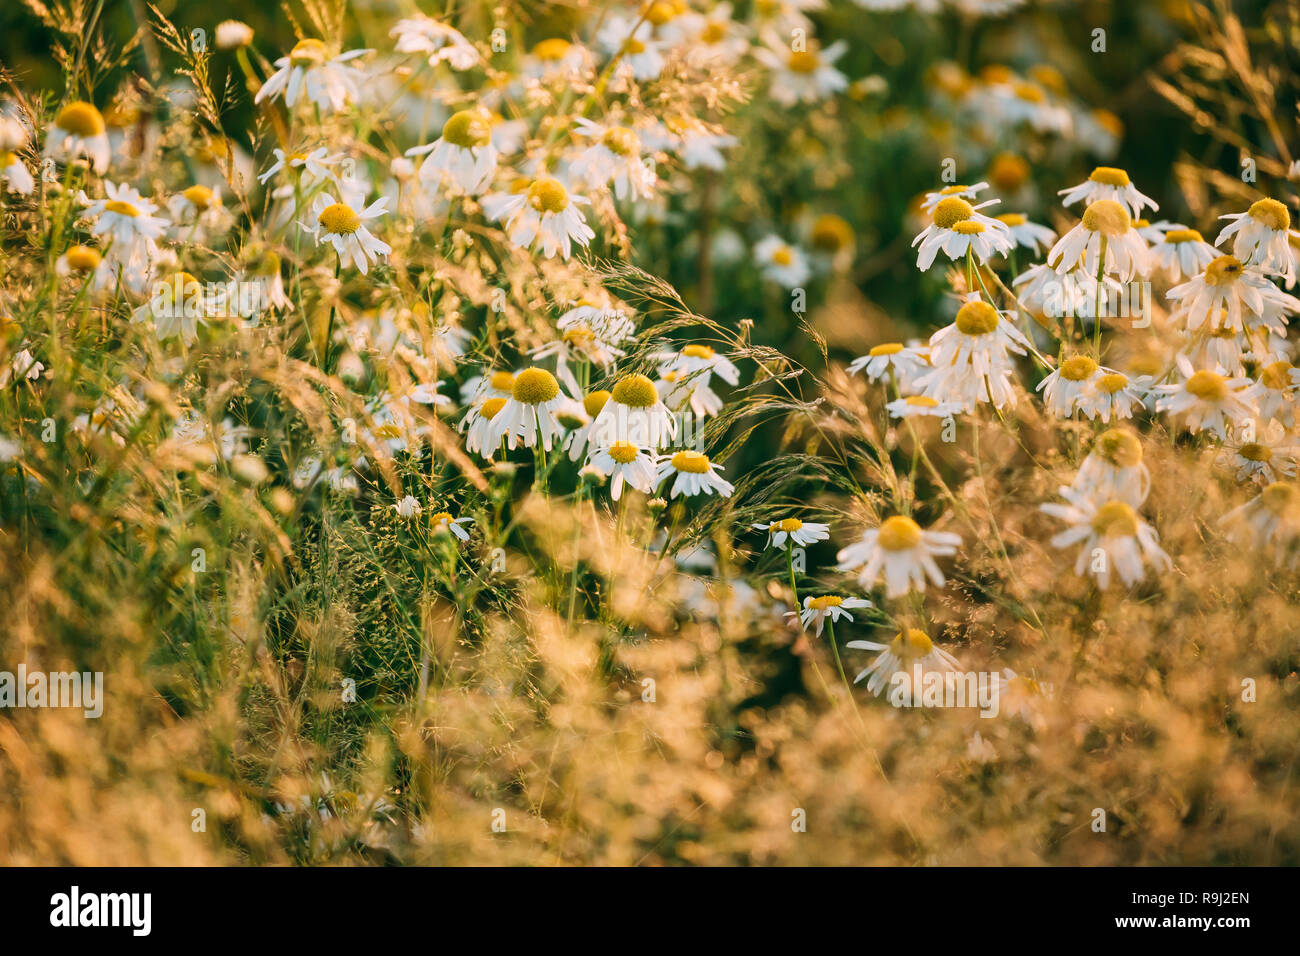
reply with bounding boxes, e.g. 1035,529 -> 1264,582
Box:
1095,429 -> 1142,468
583,389 -> 612,418
1184,369 -> 1228,402
611,373 -> 659,408
877,515 -> 923,551
932,197 -> 975,230
1204,255 -> 1244,286
511,367 -> 560,405
1091,500 -> 1139,538
670,450 -> 711,473
1089,166 -> 1131,187
955,300 -> 1000,335
1059,356 -> 1099,381
527,178 -> 569,214
318,203 -> 361,235
55,101 -> 105,137
1248,198 -> 1290,232
1082,199 -> 1131,236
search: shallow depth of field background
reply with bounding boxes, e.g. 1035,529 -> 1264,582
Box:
0,0 -> 1297,865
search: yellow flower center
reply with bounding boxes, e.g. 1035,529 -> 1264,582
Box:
1096,372 -> 1129,394
1013,82 -> 1045,103
905,396 -> 939,407
480,397 -> 507,420
1090,500 -> 1138,538
318,203 -> 361,235
289,38 -> 328,67
489,371 -> 516,392
932,197 -> 975,230
1261,482 -> 1297,516
988,153 -> 1029,191
583,389 -> 612,417
1204,255 -> 1244,286
809,595 -> 843,610
528,178 -> 569,214
953,220 -> 986,235
682,344 -> 714,359
1081,199 -> 1130,237
430,511 -> 454,526
1248,198 -> 1290,232
182,185 -> 217,209
670,450 -> 711,473
612,374 -> 658,408
870,342 -> 904,356
442,109 -> 491,149
251,249 -> 282,277
1089,166 -> 1131,187
810,213 -> 854,252
1239,442 -> 1272,462
511,367 -> 560,404
1184,369 -> 1228,402
1260,361 -> 1294,391
64,245 -> 101,271
1059,355 -> 1099,381
954,300 -> 999,336
55,101 -> 105,137
607,442 -> 640,464
1163,228 -> 1203,244
996,213 -> 1027,227
601,126 -> 639,157
877,515 -> 923,551
700,21 -> 728,44
532,38 -> 571,60
772,518 -> 804,533
104,200 -> 140,218
646,1 -> 677,25
622,38 -> 648,55
788,50 -> 820,73
890,628 -> 934,659
770,246 -> 794,265
1095,429 -> 1142,468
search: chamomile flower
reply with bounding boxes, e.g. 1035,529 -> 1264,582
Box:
1040,488 -> 1171,589
591,373 -> 677,449
310,193 -> 392,274
835,515 -> 961,598
131,271 -> 224,345
754,235 -> 811,287
787,595 -> 871,636
753,517 -> 831,550
995,213 -> 1055,254
684,4 -> 751,67
912,196 -> 1013,271
237,243 -> 293,317
565,390 -> 613,462
886,394 -> 962,419
215,20 -> 254,50
1037,354 -> 1104,418
55,243 -> 114,291
597,15 -> 666,81
81,181 -> 169,261
390,15 -> 478,70
1076,369 -> 1148,423
1047,200 -> 1148,282
525,38 -> 593,82
654,450 -> 735,498
847,342 -> 930,385
255,39 -> 371,114
489,367 -> 566,452
44,100 -> 110,172
1220,427 -> 1299,485
914,299 -> 1029,411
1216,199 -> 1294,282
920,182 -> 990,213
0,349 -> 44,386
406,108 -> 498,196
429,510 -> 474,541
1220,481 -> 1300,567
845,629 -> 962,697
498,177 -> 595,259
167,184 -> 228,232
1058,166 -> 1158,218
1166,255 -> 1300,333
1155,357 -> 1258,439
570,119 -> 656,202
1147,227 -> 1218,283
258,147 -> 342,189
657,344 -> 741,387
588,442 -> 658,500
1072,428 -> 1150,507
642,113 -> 738,171
1254,360 -> 1299,426
755,36 -> 849,105
462,396 -> 509,458
0,150 -> 33,194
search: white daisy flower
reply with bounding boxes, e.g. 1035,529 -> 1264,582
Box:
81,181 -> 169,262
489,367 -> 566,452
684,4 -> 751,67
569,119 -> 656,202
845,629 -> 962,698
167,183 -> 227,232
588,442 -> 658,500
1147,226 -> 1218,283
912,196 -> 1013,271
786,595 -> 871,636
44,101 -> 111,172
462,396 -> 509,459
1166,255 -> 1300,333
1040,487 -> 1171,589
641,114 -> 738,171
215,20 -> 254,50
237,243 -> 294,317
920,182 -> 990,213
848,342 -> 930,385
1220,481 -> 1300,567
995,213 -> 1056,254
754,36 -> 849,105
497,177 -> 595,259
390,15 -> 478,70
753,517 -> 831,551
597,15 -> 665,81
886,394 -> 962,419
1254,360 -> 1299,426
656,343 -> 741,387
754,235 -> 811,287
1155,356 -> 1258,439
1076,369 -> 1149,423
835,514 -> 961,598
309,193 -> 392,274
406,108 -> 498,196
132,270 -> 226,345
654,450 -> 735,498
1047,200 -> 1148,282
590,373 -> 677,449
258,146 -> 342,189
913,298 -> 1029,411
255,39 -> 371,114
1072,428 -> 1150,507
1216,198 -> 1294,282
1058,166 -> 1158,218
1220,427 -> 1299,485
564,390 -> 613,462
55,243 -> 114,291
0,349 -> 44,387
0,149 -> 34,194
524,38 -> 593,82
1036,354 -> 1105,418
